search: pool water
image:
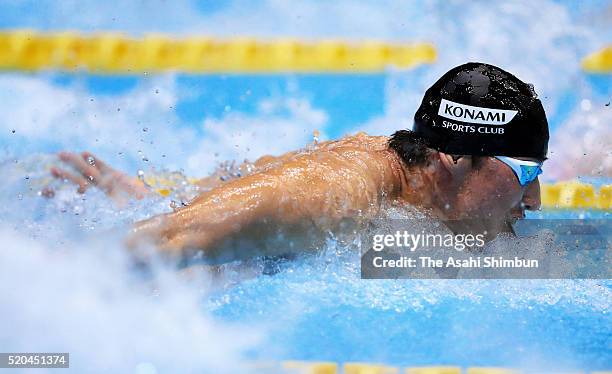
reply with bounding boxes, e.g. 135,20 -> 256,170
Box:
0,1 -> 611,372
0,155 -> 610,372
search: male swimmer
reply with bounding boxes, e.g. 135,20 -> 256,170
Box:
51,62 -> 549,261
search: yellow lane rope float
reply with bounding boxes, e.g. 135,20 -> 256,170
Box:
0,30 -> 436,73
540,181 -> 611,210
252,362 -> 611,374
582,46 -> 612,73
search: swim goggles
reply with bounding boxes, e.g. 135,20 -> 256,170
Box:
494,156 -> 543,186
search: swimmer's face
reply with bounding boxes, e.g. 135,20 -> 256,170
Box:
450,156 -> 542,222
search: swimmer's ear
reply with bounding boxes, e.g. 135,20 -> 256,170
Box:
438,152 -> 455,170
438,152 -> 472,178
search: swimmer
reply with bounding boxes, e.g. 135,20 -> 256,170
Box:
51,63 -> 548,260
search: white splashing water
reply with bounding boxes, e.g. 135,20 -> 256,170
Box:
545,105 -> 612,180
0,228 -> 259,373
0,0 -> 610,371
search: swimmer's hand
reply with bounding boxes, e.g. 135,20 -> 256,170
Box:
51,151 -> 150,202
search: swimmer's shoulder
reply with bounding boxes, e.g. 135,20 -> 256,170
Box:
254,132 -> 404,174
330,133 -> 404,164
314,132 -> 390,153
331,133 -> 409,199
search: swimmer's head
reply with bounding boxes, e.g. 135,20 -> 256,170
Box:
389,62 -> 549,223
413,62 -> 549,159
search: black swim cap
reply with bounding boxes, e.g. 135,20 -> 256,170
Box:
413,62 -> 549,160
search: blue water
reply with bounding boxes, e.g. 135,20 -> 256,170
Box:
9,71 -> 611,150
211,278 -> 611,368
1,73 -> 610,372
0,158 -> 610,371
200,208 -> 612,369
0,1 -> 611,372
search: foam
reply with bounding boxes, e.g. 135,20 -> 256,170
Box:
0,0 -> 610,370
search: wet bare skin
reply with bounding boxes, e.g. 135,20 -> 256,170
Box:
50,151 -> 149,204
53,133 -> 542,260
129,133 -> 408,258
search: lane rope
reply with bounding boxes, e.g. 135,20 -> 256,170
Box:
249,362 -> 611,374
0,30 -> 436,73
582,46 -> 612,73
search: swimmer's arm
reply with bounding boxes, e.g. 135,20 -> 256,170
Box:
193,152 -> 299,190
52,150 -> 288,198
129,149 -> 401,257
130,171 -> 282,256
